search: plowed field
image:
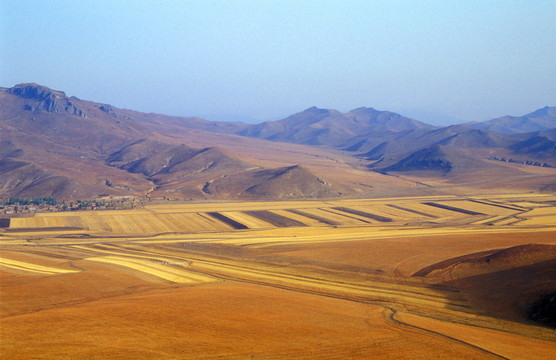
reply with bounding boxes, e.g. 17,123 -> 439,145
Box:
1,193 -> 555,359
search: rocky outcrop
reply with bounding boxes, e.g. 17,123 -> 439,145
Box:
8,83 -> 86,118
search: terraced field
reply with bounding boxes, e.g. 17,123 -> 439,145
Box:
1,193 -> 555,359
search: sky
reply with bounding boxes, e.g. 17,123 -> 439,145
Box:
1,1 -> 555,125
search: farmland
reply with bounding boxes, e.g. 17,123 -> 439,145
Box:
1,193 -> 556,359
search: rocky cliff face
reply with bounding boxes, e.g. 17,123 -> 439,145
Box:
8,83 -> 86,118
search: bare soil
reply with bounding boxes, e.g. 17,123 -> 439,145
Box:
1,194 -> 555,359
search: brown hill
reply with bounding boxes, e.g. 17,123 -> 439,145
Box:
102,138 -> 349,199
468,106 -> 556,134
107,142 -> 270,198
0,159 -> 68,197
0,83 -> 248,152
1,84 -> 151,152
0,84 -> 348,200
106,142 -> 246,179
346,107 -> 432,132
382,145 -> 455,174
2,83 -> 555,198
413,244 -> 556,325
509,130 -> 556,161
237,105 -> 556,178
0,158 -> 148,199
368,126 -> 512,173
364,125 -> 556,178
105,139 -> 175,170
414,244 -> 556,280
203,165 -> 347,199
237,106 -> 434,148
381,143 -> 518,178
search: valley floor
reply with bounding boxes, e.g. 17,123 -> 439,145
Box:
1,193 -> 555,359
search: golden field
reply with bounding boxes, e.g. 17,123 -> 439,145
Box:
1,193 -> 555,359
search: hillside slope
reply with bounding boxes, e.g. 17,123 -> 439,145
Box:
238,106 -> 434,148
0,84 -> 348,200
468,106 -> 556,134
414,244 -> 556,325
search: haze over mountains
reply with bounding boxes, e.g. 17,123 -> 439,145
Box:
467,106 -> 556,134
1,83 -> 555,200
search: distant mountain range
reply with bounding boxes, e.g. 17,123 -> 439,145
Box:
467,106 -> 556,134
238,106 -> 433,147
1,83 -> 555,199
237,105 -> 556,175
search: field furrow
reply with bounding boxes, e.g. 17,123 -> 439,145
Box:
284,208 -> 341,225
385,204 -> 437,218
86,255 -> 215,283
207,212 -> 249,229
442,200 -> 517,216
2,193 -> 556,359
243,210 -> 307,227
72,242 -> 467,308
219,211 -> 274,229
187,257 -> 467,309
332,207 -> 393,222
0,257 -> 78,275
305,208 -> 369,225
423,202 -> 485,216
468,199 -> 526,211
272,209 -> 327,227
319,208 -> 373,224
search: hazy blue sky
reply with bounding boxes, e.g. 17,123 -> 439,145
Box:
1,1 -> 555,124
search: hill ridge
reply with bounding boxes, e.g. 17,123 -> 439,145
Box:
1,83 -> 555,198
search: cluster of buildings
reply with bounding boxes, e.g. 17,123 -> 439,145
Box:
0,197 -> 139,216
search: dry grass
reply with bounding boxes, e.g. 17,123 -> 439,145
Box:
396,312 -> 556,360
8,194 -> 553,236
218,211 -> 274,229
0,257 -> 78,275
2,282 -> 509,360
2,192 -> 556,359
86,256 -> 215,284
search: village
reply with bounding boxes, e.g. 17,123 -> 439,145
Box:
0,196 -> 139,217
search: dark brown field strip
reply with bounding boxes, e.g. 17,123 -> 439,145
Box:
243,210 -> 307,227
468,199 -> 525,211
386,204 -> 436,218
285,209 -> 341,226
423,202 -> 485,216
0,218 -> 10,228
206,212 -> 249,230
332,207 -> 393,222
197,213 -> 218,224
319,208 -> 371,223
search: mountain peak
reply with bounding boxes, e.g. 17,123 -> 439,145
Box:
8,83 -> 85,118
468,106 -> 556,134
528,106 -> 556,118
303,106 -> 332,115
347,106 -> 378,114
8,83 -> 66,101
